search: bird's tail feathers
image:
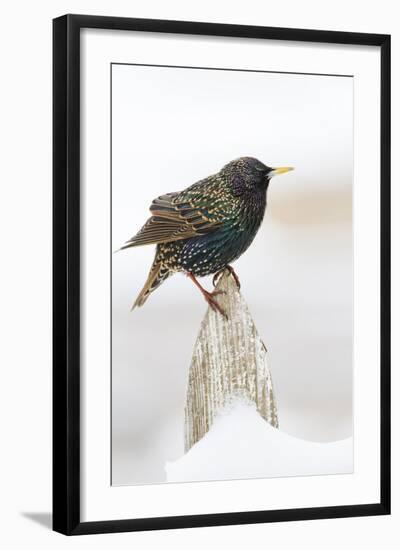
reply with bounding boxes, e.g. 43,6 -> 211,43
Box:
132,261 -> 171,310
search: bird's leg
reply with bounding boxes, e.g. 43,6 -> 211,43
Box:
187,272 -> 227,319
212,265 -> 241,289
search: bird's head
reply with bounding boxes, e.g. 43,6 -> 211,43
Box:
221,157 -> 294,196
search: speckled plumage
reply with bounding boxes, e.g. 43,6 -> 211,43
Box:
121,157 -> 292,309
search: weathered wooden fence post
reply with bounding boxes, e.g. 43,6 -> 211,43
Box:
184,269 -> 279,452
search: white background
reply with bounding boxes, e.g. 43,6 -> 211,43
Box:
0,0 -> 398,549
112,64 -> 353,485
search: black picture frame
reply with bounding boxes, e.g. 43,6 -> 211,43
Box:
53,14 -> 391,535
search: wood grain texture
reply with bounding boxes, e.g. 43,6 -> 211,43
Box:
185,269 -> 278,451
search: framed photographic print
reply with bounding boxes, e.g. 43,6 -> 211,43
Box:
53,14 -> 391,535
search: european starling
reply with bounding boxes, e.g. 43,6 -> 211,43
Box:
121,157 -> 293,316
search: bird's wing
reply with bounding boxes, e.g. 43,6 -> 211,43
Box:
120,191 -> 222,250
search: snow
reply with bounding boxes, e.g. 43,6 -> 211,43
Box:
165,400 -> 353,483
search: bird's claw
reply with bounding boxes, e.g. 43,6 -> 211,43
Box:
226,266 -> 241,289
212,271 -> 222,288
213,266 -> 241,289
211,289 -> 226,296
204,290 -> 228,319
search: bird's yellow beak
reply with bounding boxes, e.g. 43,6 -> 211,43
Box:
270,166 -> 294,177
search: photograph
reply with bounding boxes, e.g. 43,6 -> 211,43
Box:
51,11 -> 390,537
0,1 -> 394,545
111,62 -> 354,486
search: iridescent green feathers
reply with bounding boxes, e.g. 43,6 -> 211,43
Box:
123,157 -> 285,309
